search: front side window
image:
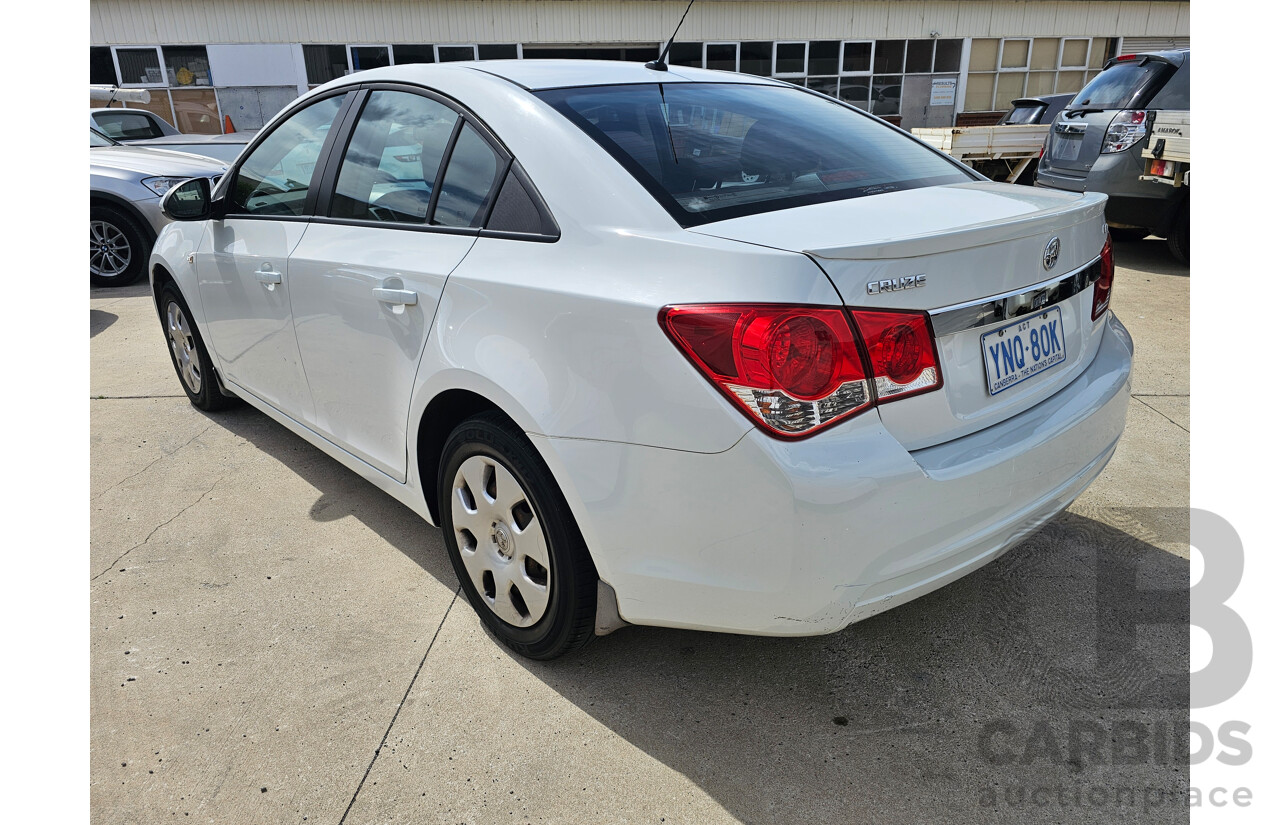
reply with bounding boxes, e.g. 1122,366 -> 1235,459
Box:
232,95 -> 345,216
538,82 -> 972,227
330,90 -> 460,224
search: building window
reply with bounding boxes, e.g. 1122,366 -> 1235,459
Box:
705,43 -> 738,72
479,44 -> 520,60
115,47 -> 165,86
738,42 -> 772,76
91,47 -> 117,85
773,42 -> 807,77
667,42 -> 701,67
163,46 -> 212,86
304,45 -> 348,85
350,46 -> 391,72
392,45 -> 435,64
437,45 -> 478,62
964,37 -> 1114,112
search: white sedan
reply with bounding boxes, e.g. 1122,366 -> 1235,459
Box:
149,60 -> 1131,659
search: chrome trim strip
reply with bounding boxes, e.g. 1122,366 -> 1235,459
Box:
929,256 -> 1103,337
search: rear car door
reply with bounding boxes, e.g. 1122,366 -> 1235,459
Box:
287,87 -> 507,481
197,92 -> 349,424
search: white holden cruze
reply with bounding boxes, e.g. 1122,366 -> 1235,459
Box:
150,60 -> 1131,659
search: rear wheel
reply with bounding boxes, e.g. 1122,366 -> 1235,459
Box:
159,283 -> 237,411
90,205 -> 147,287
1166,204 -> 1189,265
439,412 -> 597,660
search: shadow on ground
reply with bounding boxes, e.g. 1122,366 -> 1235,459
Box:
197,399 -> 1189,824
91,309 -> 118,338
1113,236 -> 1189,277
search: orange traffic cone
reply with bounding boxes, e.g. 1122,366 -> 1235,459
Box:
224,115 -> 235,134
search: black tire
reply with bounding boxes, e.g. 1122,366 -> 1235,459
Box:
439,412 -> 597,660
1107,227 -> 1150,243
90,205 -> 148,287
1166,204 -> 1189,265
158,283 -> 237,412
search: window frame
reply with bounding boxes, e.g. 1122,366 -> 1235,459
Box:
112,46 -> 166,88
839,40 -> 874,77
772,41 -> 809,78
703,42 -> 739,72
347,44 -> 393,72
272,81 -> 557,241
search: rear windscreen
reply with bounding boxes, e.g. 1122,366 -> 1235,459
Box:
1002,104 -> 1046,124
1070,60 -> 1173,110
536,82 -> 973,226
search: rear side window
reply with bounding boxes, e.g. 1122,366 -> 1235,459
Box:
1070,60 -> 1174,110
330,90 -> 460,224
232,95 -> 344,216
93,112 -> 165,140
537,82 -> 972,227
432,123 -> 503,228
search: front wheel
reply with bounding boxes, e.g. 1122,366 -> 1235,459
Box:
90,206 -> 147,287
439,412 -> 597,659
158,284 -> 237,412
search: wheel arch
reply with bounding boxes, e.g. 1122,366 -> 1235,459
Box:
90,192 -> 156,245
414,387 -> 521,525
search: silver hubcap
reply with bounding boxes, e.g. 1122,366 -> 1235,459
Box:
166,301 -> 202,393
451,455 -> 551,627
90,220 -> 132,277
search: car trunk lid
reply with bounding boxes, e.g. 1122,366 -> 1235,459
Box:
690,182 -> 1110,450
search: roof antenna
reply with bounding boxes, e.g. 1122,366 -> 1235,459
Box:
645,0 -> 697,72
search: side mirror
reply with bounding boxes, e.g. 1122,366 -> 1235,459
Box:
160,177 -> 213,221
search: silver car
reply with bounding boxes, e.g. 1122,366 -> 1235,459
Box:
90,129 -> 227,287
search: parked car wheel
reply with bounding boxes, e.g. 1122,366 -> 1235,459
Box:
159,284 -> 237,412
90,205 -> 147,287
1166,204 -> 1189,265
439,412 -> 597,660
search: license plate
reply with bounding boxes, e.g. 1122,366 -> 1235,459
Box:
981,306 -> 1067,395
1054,137 -> 1081,162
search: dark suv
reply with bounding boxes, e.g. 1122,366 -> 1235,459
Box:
1036,50 -> 1190,262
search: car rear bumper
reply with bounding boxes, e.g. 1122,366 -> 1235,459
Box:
1036,150 -> 1183,233
533,313 -> 1133,636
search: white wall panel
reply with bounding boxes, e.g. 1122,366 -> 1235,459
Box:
91,1 -> 1190,46
207,44 -> 304,87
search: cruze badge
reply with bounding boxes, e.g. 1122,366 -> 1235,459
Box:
866,274 -> 927,295
1043,237 -> 1061,270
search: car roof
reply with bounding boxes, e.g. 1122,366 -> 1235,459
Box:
328,59 -> 789,93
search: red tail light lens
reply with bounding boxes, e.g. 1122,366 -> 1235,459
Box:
661,304 -> 944,438
1092,234 -> 1115,320
851,310 -> 943,401
661,305 -> 872,437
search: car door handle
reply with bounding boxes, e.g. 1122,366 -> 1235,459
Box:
254,268 -> 282,286
373,288 -> 418,307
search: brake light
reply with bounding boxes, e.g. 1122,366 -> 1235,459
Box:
1092,234 -> 1115,320
851,310 -> 943,401
1101,110 -> 1149,154
1115,54 -> 1138,62
660,304 -> 942,438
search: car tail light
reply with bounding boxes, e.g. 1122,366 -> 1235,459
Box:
850,310 -> 943,401
1101,110 -> 1148,154
661,305 -> 873,437
1092,233 -> 1115,320
660,304 -> 942,438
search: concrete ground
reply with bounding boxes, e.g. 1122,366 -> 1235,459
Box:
90,237 -> 1189,824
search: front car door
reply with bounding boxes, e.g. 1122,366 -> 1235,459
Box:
288,87 -> 507,480
197,93 -> 349,424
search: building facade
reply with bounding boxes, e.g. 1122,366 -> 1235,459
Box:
89,0 -> 1190,133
